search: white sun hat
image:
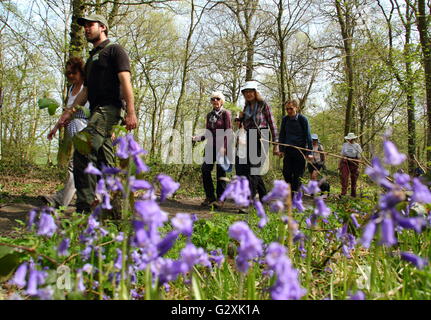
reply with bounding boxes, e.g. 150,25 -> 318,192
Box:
241,81 -> 259,92
344,132 -> 358,140
311,134 -> 319,140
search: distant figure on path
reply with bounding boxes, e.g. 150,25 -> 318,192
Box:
339,132 -> 362,197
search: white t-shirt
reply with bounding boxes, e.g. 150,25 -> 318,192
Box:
66,84 -> 89,137
341,142 -> 362,158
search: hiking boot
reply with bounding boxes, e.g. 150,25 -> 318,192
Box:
40,195 -> 59,208
237,208 -> 248,214
201,198 -> 216,207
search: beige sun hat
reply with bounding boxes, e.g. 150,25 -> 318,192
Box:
210,91 -> 225,103
344,132 -> 358,140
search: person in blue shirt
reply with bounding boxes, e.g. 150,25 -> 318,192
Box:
278,99 -> 313,193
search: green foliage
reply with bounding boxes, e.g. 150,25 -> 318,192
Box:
38,98 -> 60,116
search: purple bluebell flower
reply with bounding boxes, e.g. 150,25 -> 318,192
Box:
134,200 -> 168,227
269,200 -> 284,213
365,157 -> 393,189
25,263 -> 47,296
350,214 -> 360,228
381,217 -> 397,247
37,212 -> 57,237
115,136 -> 130,159
263,180 -> 289,203
84,162 -> 102,175
180,243 -> 211,271
114,248 -> 123,270
209,249 -> 224,267
81,245 -> 93,261
220,176 -> 251,207
379,191 -> 404,211
10,262 -> 28,288
171,213 -> 193,237
105,176 -> 124,193
383,140 -> 406,165
77,271 -> 85,292
115,232 -> 124,242
157,174 -> 180,202
400,252 -> 428,269
302,180 -> 320,195
157,230 -> 180,256
254,200 -> 268,228
394,172 -> 411,190
361,220 -> 377,248
134,155 -> 150,173
129,177 -> 152,192
57,238 -> 70,257
411,178 -> 431,204
101,164 -> 122,175
229,222 -> 263,273
265,242 -> 306,300
27,209 -> 37,230
314,197 -> 331,218
349,290 -> 365,300
292,191 -> 305,212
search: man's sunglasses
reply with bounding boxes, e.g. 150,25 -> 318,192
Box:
211,97 -> 221,101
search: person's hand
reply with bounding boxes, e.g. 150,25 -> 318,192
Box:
124,112 -> 137,131
58,109 -> 73,127
239,111 -> 244,119
192,136 -> 201,142
47,128 -> 57,140
273,145 -> 280,156
219,147 -> 226,155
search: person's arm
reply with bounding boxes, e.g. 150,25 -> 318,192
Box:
302,116 -> 313,157
58,87 -> 88,127
263,103 -> 279,155
118,71 -> 137,131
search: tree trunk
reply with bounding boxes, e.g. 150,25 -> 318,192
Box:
335,0 -> 355,136
414,0 -> 431,162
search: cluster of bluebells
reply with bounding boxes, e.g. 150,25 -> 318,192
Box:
264,243 -> 306,300
9,258 -> 51,299
361,138 -> 431,250
262,180 -> 304,213
27,207 -> 58,237
302,181 -> 331,226
228,222 -> 263,273
220,176 -> 251,207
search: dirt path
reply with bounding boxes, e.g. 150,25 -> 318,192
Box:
0,195 -> 244,237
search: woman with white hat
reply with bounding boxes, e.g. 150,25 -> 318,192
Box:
193,91 -> 231,207
238,81 -> 279,200
339,132 -> 362,197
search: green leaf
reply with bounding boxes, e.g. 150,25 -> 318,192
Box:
0,245 -> 14,260
48,103 -> 58,115
38,98 -> 59,111
72,131 -> 92,155
0,252 -> 22,280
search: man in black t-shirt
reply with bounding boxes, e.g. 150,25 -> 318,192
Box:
59,14 -> 137,213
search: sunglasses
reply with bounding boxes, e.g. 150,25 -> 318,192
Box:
211,97 -> 221,101
65,70 -> 78,76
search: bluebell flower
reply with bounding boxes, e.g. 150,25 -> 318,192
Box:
57,238 -> 70,257
254,200 -> 268,228
114,248 -> 123,270
37,212 -> 57,237
314,197 -> 331,218
220,176 -> 251,207
157,230 -> 180,256
411,178 -> 431,204
157,174 -> 180,202
292,191 -> 305,212
209,249 -> 224,267
10,262 -> 28,288
381,217 -> 397,247
263,180 -> 289,203
349,290 -> 365,300
383,140 -> 406,165
393,172 -> 411,190
302,180 -> 320,195
129,177 -> 152,192
171,213 -> 193,237
265,242 -> 306,300
361,220 -> 377,248
400,252 -> 428,269
84,162 -> 102,175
